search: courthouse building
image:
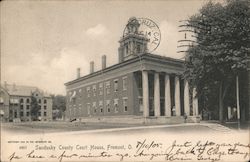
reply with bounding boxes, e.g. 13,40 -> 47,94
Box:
0,82 -> 52,122
65,18 -> 200,123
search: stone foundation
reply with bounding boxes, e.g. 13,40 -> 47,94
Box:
66,115 -> 201,124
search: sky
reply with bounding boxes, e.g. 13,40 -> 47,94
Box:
1,0 -> 213,95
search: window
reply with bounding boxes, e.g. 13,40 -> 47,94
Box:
105,81 -> 111,94
44,99 -> 47,104
26,105 -> 30,110
38,99 -> 41,104
114,99 -> 119,113
106,100 -> 111,113
68,106 -> 71,115
125,45 -> 128,56
74,107 -> 76,116
78,89 -> 82,97
99,101 -> 103,113
93,85 -> 96,96
93,102 -> 97,113
114,79 -> 118,92
20,105 -> 24,110
44,112 -> 47,116
20,112 -> 23,117
78,104 -> 82,114
70,91 -> 76,104
72,97 -> 76,105
26,112 -> 30,116
39,105 -> 41,110
139,98 -> 143,112
99,83 -> 103,95
20,98 -> 23,103
44,106 -> 47,110
122,76 -> 128,90
87,103 -> 90,115
87,87 -> 91,97
123,98 -> 128,112
137,44 -> 141,53
38,111 -> 41,116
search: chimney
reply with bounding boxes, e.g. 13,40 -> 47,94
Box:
77,68 -> 80,79
102,55 -> 106,69
90,61 -> 94,73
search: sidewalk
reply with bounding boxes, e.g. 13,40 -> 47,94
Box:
201,120 -> 250,130
46,122 -> 233,135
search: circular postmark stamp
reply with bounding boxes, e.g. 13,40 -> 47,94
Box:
123,17 -> 161,53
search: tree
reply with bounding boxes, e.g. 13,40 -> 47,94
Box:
51,95 -> 66,119
185,0 -> 250,122
30,94 -> 39,121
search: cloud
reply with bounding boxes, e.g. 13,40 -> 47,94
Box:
156,20 -> 185,59
86,24 -> 109,38
2,48 -> 89,95
50,48 -> 89,82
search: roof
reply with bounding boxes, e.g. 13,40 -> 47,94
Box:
65,53 -> 185,86
1,84 -> 51,97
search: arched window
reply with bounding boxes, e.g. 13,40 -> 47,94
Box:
44,99 -> 47,104
26,98 -> 30,103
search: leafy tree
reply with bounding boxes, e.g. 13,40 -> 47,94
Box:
185,0 -> 250,122
30,94 -> 39,121
51,95 -> 66,119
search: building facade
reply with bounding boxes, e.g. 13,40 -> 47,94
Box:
65,18 -> 199,124
0,83 -> 52,122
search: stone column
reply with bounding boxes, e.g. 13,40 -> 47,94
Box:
142,71 -> 149,117
165,74 -> 171,117
175,75 -> 181,116
154,72 -> 160,117
184,80 -> 190,116
193,87 -> 199,116
129,41 -> 133,55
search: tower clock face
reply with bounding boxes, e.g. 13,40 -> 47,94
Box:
123,17 -> 161,53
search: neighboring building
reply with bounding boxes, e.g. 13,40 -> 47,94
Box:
0,82 -> 52,122
65,18 -> 199,124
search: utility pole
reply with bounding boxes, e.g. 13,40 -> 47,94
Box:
236,75 -> 240,130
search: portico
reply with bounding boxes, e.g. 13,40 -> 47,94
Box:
140,70 -> 199,119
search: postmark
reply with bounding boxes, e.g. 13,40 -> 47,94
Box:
123,17 -> 161,53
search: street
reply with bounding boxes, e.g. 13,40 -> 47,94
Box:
2,121 -> 247,135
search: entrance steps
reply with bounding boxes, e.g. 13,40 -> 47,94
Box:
76,115 -> 200,124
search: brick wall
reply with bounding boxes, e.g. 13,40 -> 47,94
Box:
66,73 -> 135,119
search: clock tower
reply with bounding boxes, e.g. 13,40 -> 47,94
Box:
118,17 -> 149,62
